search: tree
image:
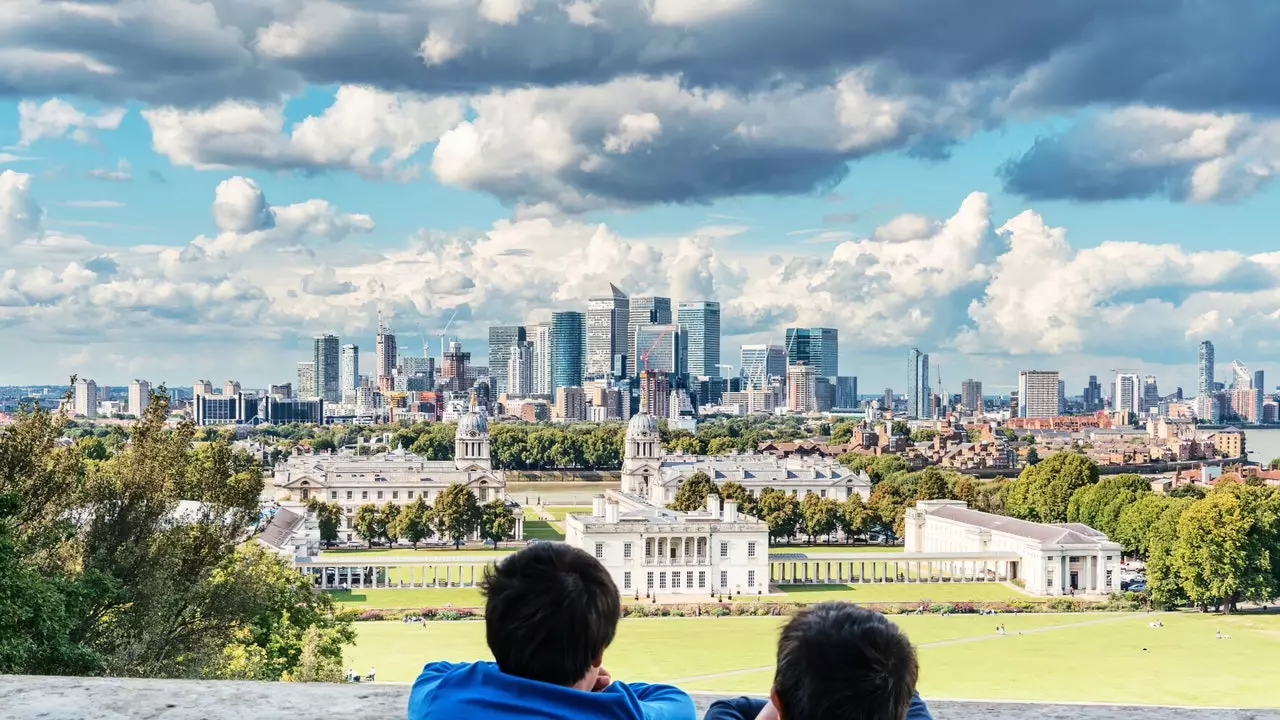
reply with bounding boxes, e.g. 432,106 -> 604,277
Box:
891,420 -> 910,437
480,500 -> 517,547
756,489 -> 801,543
718,481 -> 756,517
914,467 -> 950,502
837,495 -> 868,541
706,437 -> 736,456
311,437 -> 336,453
971,479 -> 1008,515
310,501 -> 344,547
1067,474 -> 1150,539
1172,491 -> 1252,612
1005,451 -> 1098,523
1168,484 -> 1207,500
952,476 -> 978,505
965,428 -> 983,443
379,502 -> 402,545
668,471 -> 717,511
868,475 -> 917,537
353,504 -> 380,547
799,493 -> 838,543
908,429 -> 938,443
866,455 -> 909,484
395,497 -> 434,548
435,484 -> 482,549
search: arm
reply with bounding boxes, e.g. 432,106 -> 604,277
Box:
408,662 -> 465,720
626,682 -> 698,720
906,694 -> 934,720
704,698 -> 768,720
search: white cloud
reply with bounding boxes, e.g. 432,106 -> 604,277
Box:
53,200 -> 126,209
86,159 -> 132,182
197,175 -> 374,256
479,0 -> 531,25
212,177 -> 274,234
646,0 -> 754,25
0,170 -> 45,245
17,98 -> 126,146
603,112 -> 662,154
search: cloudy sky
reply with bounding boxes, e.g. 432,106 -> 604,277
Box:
3,0 -> 1280,395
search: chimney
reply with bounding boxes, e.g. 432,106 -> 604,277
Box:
592,495 -> 606,517
723,500 -> 739,523
705,492 -> 720,516
605,501 -> 619,524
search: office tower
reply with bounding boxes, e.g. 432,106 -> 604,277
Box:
787,362 -> 816,413
340,344 -> 359,393
1009,390 -> 1019,418
677,301 -> 721,378
269,383 -> 293,399
550,311 -> 586,392
193,380 -> 213,397
740,344 -> 787,390
128,379 -> 150,417
1231,360 -> 1252,389
633,323 -> 681,376
638,370 -> 671,418
1083,375 -> 1102,411
441,340 -> 472,391
297,362 -> 315,398
507,340 -> 534,395
531,322 -> 552,395
1142,375 -> 1160,412
785,328 -> 839,378
1017,371 -> 1060,418
836,376 -> 858,409
814,376 -> 835,412
907,348 -> 930,419
882,388 -> 893,411
74,378 -> 98,418
223,380 -> 241,397
961,379 -> 983,413
313,334 -> 340,402
553,386 -> 587,422
1197,340 -> 1215,419
375,313 -> 397,391
627,296 -> 672,371
1059,380 -> 1066,414
488,325 -> 528,394
1114,372 -> 1142,417
587,284 -> 629,376
1255,370 -> 1265,394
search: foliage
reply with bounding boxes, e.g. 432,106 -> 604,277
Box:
1024,447 -> 1040,466
1169,485 -> 1279,612
394,497 -> 434,548
308,500 -> 344,546
837,495 -> 868,539
914,467 -> 951,502
718,481 -> 756,517
668,471 -> 717,511
952,475 -> 978,504
379,502 -> 402,544
1066,474 -> 1150,539
909,429 -> 938,443
434,484 -> 482,549
971,479 -> 1008,515
353,504 -> 380,548
755,489 -> 801,542
798,493 -> 838,542
966,428 -> 984,443
1168,484 -> 1207,500
891,420 -> 910,436
1005,452 -> 1099,523
1114,495 -> 1188,557
479,499 -> 516,547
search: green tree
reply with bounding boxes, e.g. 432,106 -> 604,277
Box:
435,484 -> 482,549
480,499 -> 517,547
1024,447 -> 1040,466
353,504 -> 380,547
309,501 -> 343,547
867,455 -> 909,484
909,429 -> 938,443
1005,451 -> 1098,523
1172,491 -> 1253,612
952,475 -> 978,504
799,493 -> 838,543
1067,474 -> 1150,539
668,471 -> 717,511
706,437 -> 736,455
837,494 -> 868,541
395,497 -> 434,548
718,481 -> 756,517
966,428 -> 983,443
891,420 -> 910,437
756,489 -> 801,543
408,423 -> 456,460
311,437 -> 336,453
971,479 -> 1008,514
1168,484 -> 1207,500
379,502 -> 402,545
868,475 -> 917,537
914,467 -> 950,502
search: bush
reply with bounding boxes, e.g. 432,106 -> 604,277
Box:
1010,578 -> 1026,589
357,610 -> 385,621
710,606 -> 730,617
929,603 -> 956,614
1097,593 -> 1140,612
1045,598 -> 1080,612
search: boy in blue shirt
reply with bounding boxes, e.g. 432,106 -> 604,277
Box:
409,542 -> 695,720
705,602 -> 933,720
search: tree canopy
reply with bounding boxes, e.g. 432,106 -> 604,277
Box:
1005,452 -> 1099,523
667,471 -> 717,511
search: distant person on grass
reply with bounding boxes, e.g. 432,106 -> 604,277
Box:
705,602 -> 933,720
409,542 -> 695,720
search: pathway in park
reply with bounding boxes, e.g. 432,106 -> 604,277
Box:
661,613 -> 1143,686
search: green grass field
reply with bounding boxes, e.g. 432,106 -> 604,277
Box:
344,612 -> 1280,707
770,544 -> 904,554
523,520 -> 564,541
320,547 -> 515,557
545,505 -> 591,520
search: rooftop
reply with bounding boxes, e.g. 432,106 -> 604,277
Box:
926,503 -> 1120,547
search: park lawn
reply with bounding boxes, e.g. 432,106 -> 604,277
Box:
773,582 -> 1031,604
329,588 -> 485,608
545,505 -> 591,521
320,547 -> 516,557
770,544 -> 903,554
521,507 -> 542,520
523,519 -> 564,541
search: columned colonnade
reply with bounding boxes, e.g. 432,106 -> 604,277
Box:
768,552 -> 1021,585
295,557 -> 493,589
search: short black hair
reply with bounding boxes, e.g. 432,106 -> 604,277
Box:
773,602 -> 918,720
480,542 -> 621,686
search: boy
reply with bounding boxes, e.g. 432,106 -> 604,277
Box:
409,542 -> 695,720
705,602 -> 932,720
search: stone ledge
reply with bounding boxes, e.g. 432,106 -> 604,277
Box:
2,676 -> 1277,720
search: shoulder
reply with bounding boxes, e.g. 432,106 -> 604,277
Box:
408,662 -> 483,719
607,681 -> 696,720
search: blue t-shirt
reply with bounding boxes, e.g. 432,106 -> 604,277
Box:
409,661 -> 696,720
704,694 -> 934,720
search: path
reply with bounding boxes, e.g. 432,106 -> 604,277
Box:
661,613 -> 1144,686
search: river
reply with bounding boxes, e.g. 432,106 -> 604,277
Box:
1244,428 -> 1280,466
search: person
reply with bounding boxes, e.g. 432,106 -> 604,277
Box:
368,666 -> 376,682
705,603 -> 933,720
408,543 -> 695,720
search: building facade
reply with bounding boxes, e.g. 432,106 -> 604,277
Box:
787,362 -> 815,413
741,344 -> 787,390
627,296 -> 672,373
785,328 -> 838,378
1197,340 -> 1215,420
960,379 -> 982,414
908,348 -> 930,419
1114,372 -> 1142,418
677,301 -> 721,379
587,284 -> 630,377
488,325 -> 527,395
551,311 -> 586,392
375,316 -> 397,391
297,362 -> 316,399
128,379 -> 150,417
1017,370 -> 1060,419
74,378 -> 98,418
836,376 -> 858,409
531,322 -> 552,395
507,340 -> 534,395
314,334 -> 340,402
633,323 -> 681,376
554,386 -> 587,422
639,370 -> 671,419
340,344 -> 359,394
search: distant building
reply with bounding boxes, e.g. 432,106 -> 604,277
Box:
677,301 -> 721,379
1083,375 -> 1103,411
633,323 -> 681,377
1113,372 -> 1142,418
74,378 -> 98,418
269,383 -> 293,399
375,314 -> 397,392
785,328 -> 838,378
554,386 -> 587,422
587,284 -> 629,377
961,379 -> 983,413
340,344 -> 359,394
639,370 -> 671,418
627,296 -> 672,374
836,376 -> 858,409
908,348 -> 930,419
1196,340 -> 1215,420
193,380 -> 213,397
441,340 -> 472,392
531,322 -> 552,395
787,362 -> 816,413
223,380 -> 241,397
507,340 -> 535,395
551,311 -> 587,392
128,379 -> 150,417
741,344 -> 786,390
1212,428 -> 1245,458
1018,371 -> 1060,419
814,376 -> 835,412
314,334 -> 340,402
297,362 -> 315,399
488,325 -> 527,395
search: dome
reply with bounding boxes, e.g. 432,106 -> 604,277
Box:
627,412 -> 659,438
456,410 -> 488,438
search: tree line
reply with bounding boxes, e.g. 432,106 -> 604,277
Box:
309,484 -> 517,549
1,390 -> 352,681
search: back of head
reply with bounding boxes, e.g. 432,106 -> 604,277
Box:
773,602 -> 917,720
480,542 -> 621,686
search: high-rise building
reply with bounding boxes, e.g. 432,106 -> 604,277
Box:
507,340 -> 534,395
223,380 -> 241,397
960,379 -> 983,413
313,334 -> 340,402
1197,340 -> 1215,419
74,378 -> 98,418
1083,375 -> 1103,411
1142,375 -> 1160,413
677,301 -> 721,379
128,379 -> 150,417
785,328 -> 838,378
340,344 -> 359,394
193,380 -> 213,397
1255,369 -> 1265,395
633,323 -> 681,376
553,386 -> 587,422
814,376 -> 835,412
531,322 -> 552,395
740,344 -> 787,390
627,296 -> 672,372
551,311 -> 586,392
1231,360 -> 1253,390
1017,371 -> 1060,419
488,325 -> 528,394
269,383 -> 292,399
1009,390 -> 1019,418
836,376 -> 858,409
882,388 -> 893,412
375,313 -> 397,391
587,284 -> 629,376
638,370 -> 670,418
787,362 -> 816,413
907,348 -> 930,419
297,362 -> 315,399
441,340 -> 472,392
1114,372 -> 1142,417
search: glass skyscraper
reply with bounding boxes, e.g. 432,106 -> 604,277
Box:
587,284 -> 629,377
628,296 -> 672,375
550,311 -> 586,392
1197,340 -> 1215,420
313,334 -> 340,402
633,323 -> 681,376
488,325 -> 527,394
740,344 -> 786,389
784,327 -> 838,378
340,343 -> 359,394
677,301 -> 721,378
907,347 -> 930,419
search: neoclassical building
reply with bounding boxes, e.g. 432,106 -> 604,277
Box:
565,413 -> 771,596
272,410 -> 520,543
904,499 -> 1123,596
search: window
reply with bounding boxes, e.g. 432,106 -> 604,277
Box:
645,538 -> 654,558
392,491 -> 399,499
1106,555 -> 1113,561
1046,570 -> 1054,589
362,491 -> 368,500
330,491 -> 337,500
1105,570 -> 1114,588
659,573 -> 667,590
595,542 -> 604,559
748,570 -> 756,588
698,571 -> 706,589
686,571 -> 694,588
408,491 -> 414,499
720,542 -> 729,558
646,572 -> 654,589
820,489 -> 827,498
346,491 -> 352,500
623,542 -> 632,559
377,491 -> 383,500
479,488 -> 488,501
719,570 -> 728,588
747,542 -> 757,558
624,572 -> 632,590
672,573 -> 681,589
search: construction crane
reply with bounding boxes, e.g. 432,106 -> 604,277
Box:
638,326 -> 670,373
436,307 -> 459,360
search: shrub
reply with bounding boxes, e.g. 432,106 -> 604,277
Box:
1045,598 -> 1079,612
951,602 -> 975,614
711,606 -> 729,617
929,603 -> 956,614
1010,578 -> 1026,589
357,610 -> 385,621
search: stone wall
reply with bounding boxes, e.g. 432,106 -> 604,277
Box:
3,676 -> 1277,720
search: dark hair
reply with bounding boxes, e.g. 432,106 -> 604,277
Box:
480,542 -> 621,686
773,602 -> 918,720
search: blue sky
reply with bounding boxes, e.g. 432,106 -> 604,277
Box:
3,0 -> 1280,396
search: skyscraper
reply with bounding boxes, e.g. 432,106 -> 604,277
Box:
836,376 -> 858,409
340,344 -> 359,394
531,322 -> 552,395
633,323 -> 681,375
1017,371 -> 1060,418
1114,372 -> 1142,417
313,334 -> 340,402
638,370 -> 670,418
961,379 -> 983,413
550,311 -> 586,391
785,328 -> 838,378
73,378 -> 98,418
677,301 -> 721,378
1231,360 -> 1252,389
507,340 -> 535,395
488,325 -> 528,394
627,296 -> 672,373
1142,375 -> 1160,412
297,362 -> 315,399
740,344 -> 787,390
441,340 -> 471,391
907,348 -> 930,419
128,379 -> 150,417
1255,369 -> 1265,395
587,284 -> 629,376
1083,375 -> 1102,411
787,362 -> 816,413
1197,340 -> 1215,419
375,313 -> 397,391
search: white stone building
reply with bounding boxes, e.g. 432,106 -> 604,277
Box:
271,410 -> 520,542
904,500 -> 1123,596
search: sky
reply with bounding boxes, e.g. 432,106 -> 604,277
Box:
3,0 -> 1280,396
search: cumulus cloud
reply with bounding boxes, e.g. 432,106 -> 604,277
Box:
0,170 -> 45,245
85,159 -> 133,182
193,175 -> 374,257
17,98 -> 126,146
212,177 -> 275,233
